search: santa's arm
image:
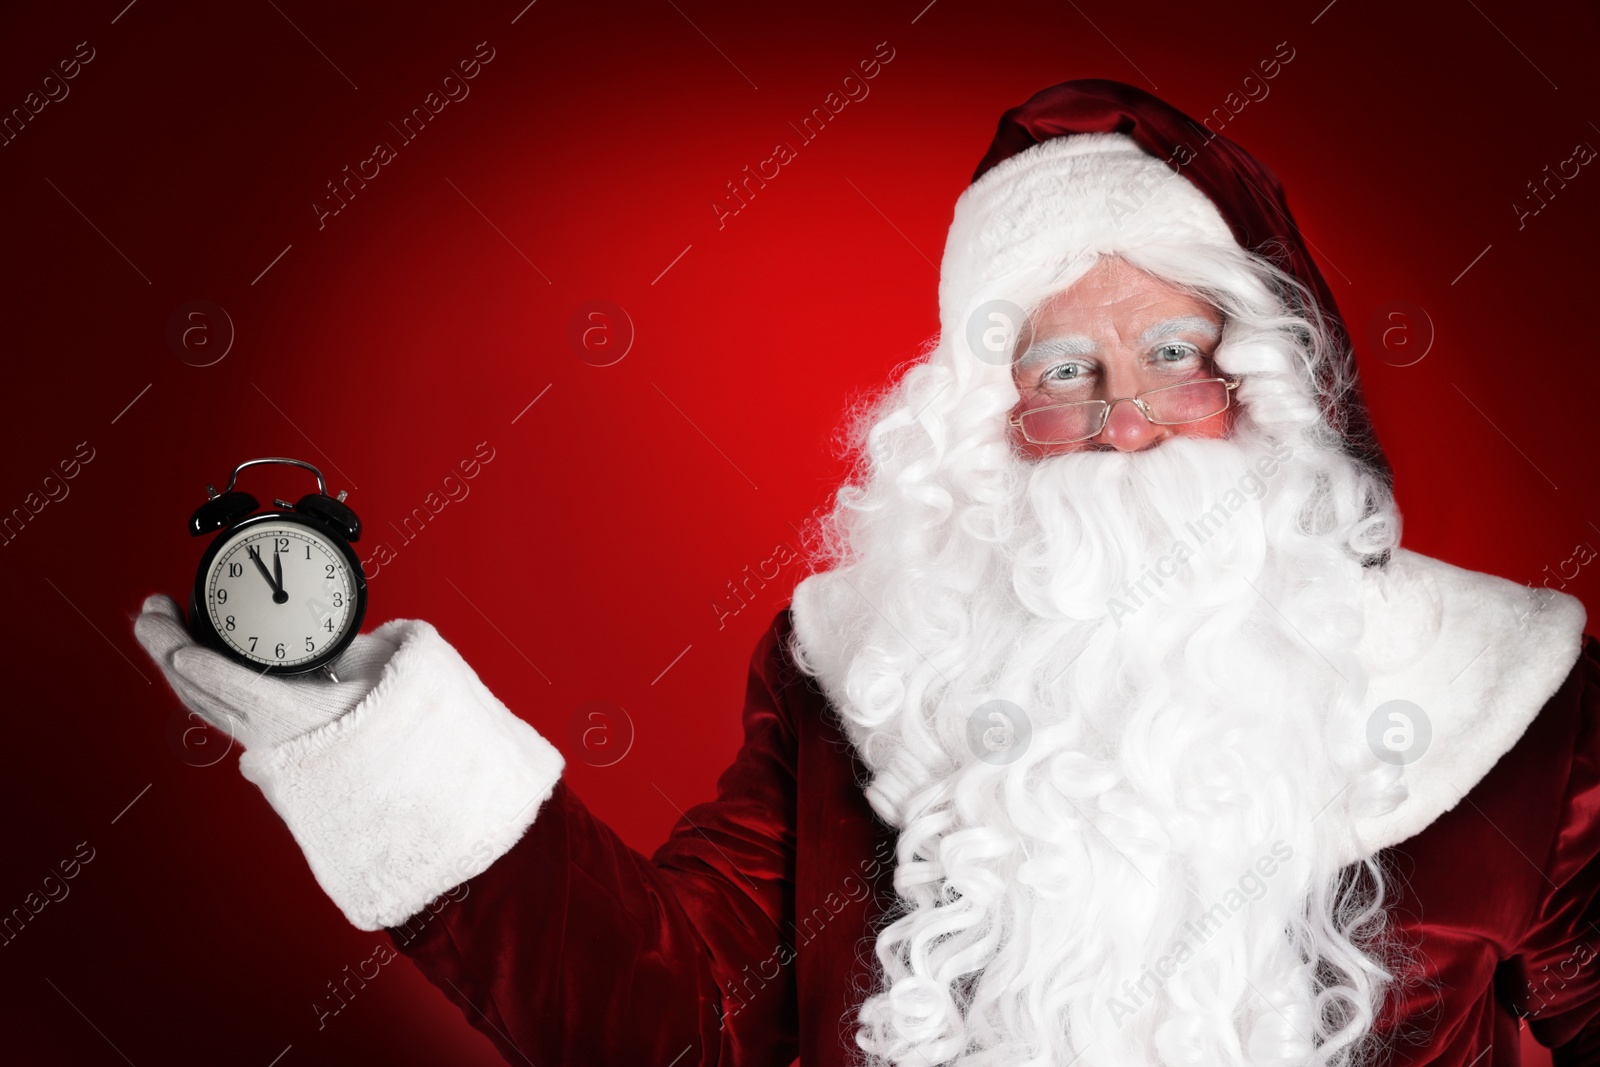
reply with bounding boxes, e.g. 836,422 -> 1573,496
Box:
1507,636 -> 1600,1063
237,612 -> 801,1066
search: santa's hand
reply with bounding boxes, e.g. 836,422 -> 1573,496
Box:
133,594 -> 399,751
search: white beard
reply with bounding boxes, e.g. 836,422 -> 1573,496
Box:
792,429 -> 1400,1067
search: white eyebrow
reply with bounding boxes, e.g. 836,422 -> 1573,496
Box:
1013,334 -> 1097,372
1013,315 -> 1222,373
1138,315 -> 1221,346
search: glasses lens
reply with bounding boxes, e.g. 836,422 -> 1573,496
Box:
1018,402 -> 1106,444
1143,379 -> 1230,424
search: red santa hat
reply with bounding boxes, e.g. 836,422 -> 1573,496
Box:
936,78 -> 1388,480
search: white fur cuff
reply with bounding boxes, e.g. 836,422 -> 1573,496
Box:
238,619 -> 566,931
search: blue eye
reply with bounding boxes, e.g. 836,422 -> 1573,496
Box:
1154,343 -> 1197,362
1042,361 -> 1089,383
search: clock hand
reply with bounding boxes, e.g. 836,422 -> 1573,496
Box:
247,546 -> 277,591
270,547 -> 288,604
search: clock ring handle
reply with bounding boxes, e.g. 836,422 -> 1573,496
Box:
210,457 -> 329,499
193,457 -> 358,541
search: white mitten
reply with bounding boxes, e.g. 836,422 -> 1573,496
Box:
133,592 -> 566,929
134,594 -> 399,750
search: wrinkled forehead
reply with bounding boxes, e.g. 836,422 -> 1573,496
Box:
1025,261 -> 1224,327
1011,264 -> 1227,371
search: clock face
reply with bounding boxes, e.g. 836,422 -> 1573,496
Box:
201,520 -> 361,670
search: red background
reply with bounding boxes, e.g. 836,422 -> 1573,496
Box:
2,0 -> 1596,1063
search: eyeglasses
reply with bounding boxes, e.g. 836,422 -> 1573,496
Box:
1007,376 -> 1241,446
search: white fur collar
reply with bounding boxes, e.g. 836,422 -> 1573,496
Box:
1338,548 -> 1586,866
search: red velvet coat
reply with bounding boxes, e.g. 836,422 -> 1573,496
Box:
383,609 -> 1600,1066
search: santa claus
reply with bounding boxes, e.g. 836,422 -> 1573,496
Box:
135,80 -> 1599,1066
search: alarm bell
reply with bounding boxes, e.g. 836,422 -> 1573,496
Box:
292,492 -> 361,543
189,491 -> 259,536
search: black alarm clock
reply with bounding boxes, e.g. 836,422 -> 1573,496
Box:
188,457 -> 367,676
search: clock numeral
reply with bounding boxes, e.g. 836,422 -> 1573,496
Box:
305,637 -> 315,652
325,564 -> 335,579
224,615 -> 236,631
305,544 -> 311,560
248,636 -> 258,652
324,618 -> 334,633
275,537 -> 289,554
274,642 -> 285,659
332,591 -> 343,607
215,587 -> 228,604
228,563 -> 243,578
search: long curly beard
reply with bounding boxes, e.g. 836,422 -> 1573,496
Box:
792,429 -> 1401,1067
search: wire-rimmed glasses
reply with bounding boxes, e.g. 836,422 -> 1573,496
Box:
1007,376 -> 1242,447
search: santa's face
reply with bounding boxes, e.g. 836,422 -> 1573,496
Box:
1010,256 -> 1236,458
